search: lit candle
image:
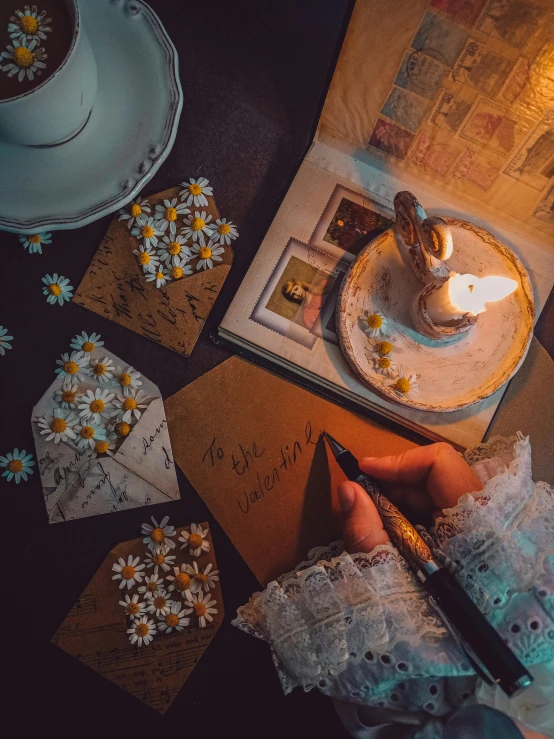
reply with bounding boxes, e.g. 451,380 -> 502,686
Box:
426,271 -> 518,324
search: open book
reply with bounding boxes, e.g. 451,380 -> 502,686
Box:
219,0 -> 554,449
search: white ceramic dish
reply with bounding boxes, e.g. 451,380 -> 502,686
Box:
0,0 -> 182,233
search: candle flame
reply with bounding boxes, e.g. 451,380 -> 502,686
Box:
450,273 -> 518,316
476,276 -> 518,304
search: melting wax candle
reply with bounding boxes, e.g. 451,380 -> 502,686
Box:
426,271 -> 518,324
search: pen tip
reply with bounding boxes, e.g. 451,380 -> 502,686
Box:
323,432 -> 346,457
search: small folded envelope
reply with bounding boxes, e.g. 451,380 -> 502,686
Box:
32,346 -> 180,523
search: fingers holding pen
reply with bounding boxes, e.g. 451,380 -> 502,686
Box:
338,480 -> 390,554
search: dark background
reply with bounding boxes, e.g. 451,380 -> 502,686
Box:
2,1 -> 553,737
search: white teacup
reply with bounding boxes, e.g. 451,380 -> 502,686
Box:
0,0 -> 97,146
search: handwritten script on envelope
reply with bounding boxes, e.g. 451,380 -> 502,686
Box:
72,186 -> 233,357
52,525 -> 223,713
165,357 -> 416,585
32,347 -> 180,523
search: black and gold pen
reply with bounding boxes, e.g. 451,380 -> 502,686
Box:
324,432 -> 532,698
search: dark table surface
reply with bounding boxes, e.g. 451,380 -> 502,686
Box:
3,2 -> 553,737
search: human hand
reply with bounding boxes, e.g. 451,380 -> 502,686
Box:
338,442 -> 483,555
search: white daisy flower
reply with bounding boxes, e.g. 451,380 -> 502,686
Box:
370,354 -> 397,378
42,273 -> 73,306
70,331 -> 104,356
74,421 -> 107,451
109,368 -> 141,401
55,350 -> 88,387
389,366 -> 420,400
181,210 -> 214,246
19,231 -> 51,254
118,196 -> 151,230
359,310 -> 389,338
91,436 -> 117,459
85,356 -> 115,383
146,588 -> 173,618
189,561 -> 219,593
144,549 -> 176,573
157,234 -> 193,266
169,256 -> 193,281
183,591 -> 218,628
0,448 -> 34,483
179,177 -> 213,208
110,388 -> 150,423
37,408 -> 78,444
112,555 -> 145,590
178,523 -> 211,557
158,602 -> 190,633
154,198 -> 190,236
191,240 -> 225,271
77,388 -> 115,423
166,564 -> 193,597
211,218 -> 238,246
119,593 -> 147,618
138,572 -> 165,599
145,267 -> 170,289
54,384 -> 81,409
368,337 -> 396,356
0,326 -> 13,356
110,420 -> 133,440
133,244 -> 160,274
127,616 -> 156,647
8,6 -> 52,42
1,37 -> 46,82
131,216 -> 163,250
141,515 -> 176,553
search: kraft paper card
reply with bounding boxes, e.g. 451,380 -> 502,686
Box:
165,356 -> 416,585
73,186 -> 233,357
52,524 -> 223,713
32,343 -> 180,523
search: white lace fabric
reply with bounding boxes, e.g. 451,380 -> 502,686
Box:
233,435 -> 554,730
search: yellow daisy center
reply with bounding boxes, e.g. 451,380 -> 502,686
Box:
174,573 -> 191,591
119,373 -> 131,386
122,565 -> 135,580
80,426 -> 95,439
13,45 -> 33,69
171,266 -> 183,280
126,602 -> 140,615
29,234 -> 41,244
135,623 -> 149,637
141,225 -> 154,239
138,252 -> 151,266
8,459 -> 23,473
153,596 -> 166,609
95,440 -> 109,454
165,613 -> 179,627
194,602 -> 207,617
195,573 -> 208,584
63,361 -> 78,375
93,363 -> 106,376
167,241 -> 181,255
376,341 -> 393,355
49,284 -> 62,296
62,390 -> 75,403
218,223 -> 231,235
199,246 -> 212,259
51,417 -> 67,433
89,399 -> 104,413
165,207 -> 177,221
156,271 -> 164,280
146,580 -> 158,592
394,378 -> 411,394
115,421 -> 131,437
189,183 -> 202,196
191,217 -> 205,231
131,203 -> 142,218
20,15 -> 38,34
153,553 -> 165,565
189,533 -> 203,550
122,398 -> 137,412
378,357 -> 391,369
151,527 -> 165,543
82,341 -> 95,352
366,313 -> 383,329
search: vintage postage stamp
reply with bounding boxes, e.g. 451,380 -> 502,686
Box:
381,87 -> 432,133
411,11 -> 469,68
498,57 -> 530,106
368,118 -> 415,160
409,132 -> 462,177
429,89 -> 473,133
394,50 -> 448,101
533,183 -> 554,225
452,147 -> 501,191
430,0 -> 488,27
477,0 -> 545,49
505,119 -> 554,191
460,97 -> 521,156
451,40 -> 514,97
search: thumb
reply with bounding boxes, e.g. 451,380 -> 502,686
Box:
338,481 -> 390,554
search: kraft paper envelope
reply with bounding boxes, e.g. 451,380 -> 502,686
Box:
33,346 -> 180,523
165,356 -> 417,585
73,186 -> 233,357
52,524 -> 223,713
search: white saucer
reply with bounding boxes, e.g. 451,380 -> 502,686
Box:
0,0 -> 182,233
